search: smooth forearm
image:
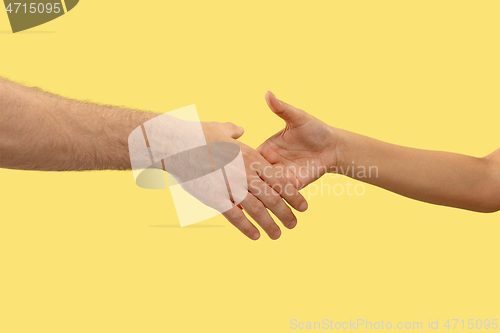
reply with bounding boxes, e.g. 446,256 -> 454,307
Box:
0,78 -> 159,171
333,128 -> 500,213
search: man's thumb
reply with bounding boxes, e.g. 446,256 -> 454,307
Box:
265,91 -> 307,127
221,122 -> 245,139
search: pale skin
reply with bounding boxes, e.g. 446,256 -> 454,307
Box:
0,78 -> 309,240
258,91 -> 500,213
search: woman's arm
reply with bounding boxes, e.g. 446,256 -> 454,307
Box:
258,91 -> 500,213
335,129 -> 500,213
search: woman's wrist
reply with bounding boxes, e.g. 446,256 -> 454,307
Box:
327,126 -> 347,173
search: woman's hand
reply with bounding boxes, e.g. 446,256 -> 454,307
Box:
257,92 -> 339,190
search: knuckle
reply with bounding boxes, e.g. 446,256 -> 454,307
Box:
277,176 -> 289,188
243,149 -> 254,159
283,212 -> 296,225
242,225 -> 255,236
233,213 -> 246,225
242,148 -> 253,160
283,183 -> 297,197
250,199 -> 266,215
267,194 -> 281,207
280,206 -> 295,220
225,208 -> 242,223
272,180 -> 288,193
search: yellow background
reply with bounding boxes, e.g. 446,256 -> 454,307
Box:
1,1 -> 499,332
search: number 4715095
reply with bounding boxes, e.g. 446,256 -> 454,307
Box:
6,3 -> 61,14
443,319 -> 498,329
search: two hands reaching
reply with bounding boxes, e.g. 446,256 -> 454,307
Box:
198,91 -> 339,240
199,119 -> 308,241
1,77 -> 498,242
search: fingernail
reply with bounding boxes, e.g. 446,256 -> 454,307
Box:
273,94 -> 284,108
251,232 -> 260,240
299,202 -> 308,212
288,219 -> 297,229
269,91 -> 283,108
272,229 -> 281,240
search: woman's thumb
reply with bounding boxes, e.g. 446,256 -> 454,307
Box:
265,91 -> 307,127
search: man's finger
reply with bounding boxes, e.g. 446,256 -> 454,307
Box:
254,158 -> 308,212
240,194 -> 282,240
274,163 -> 302,190
248,178 -> 297,229
222,205 -> 260,240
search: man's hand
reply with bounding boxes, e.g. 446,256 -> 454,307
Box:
201,121 -> 308,240
257,92 -> 339,190
133,117 -> 309,240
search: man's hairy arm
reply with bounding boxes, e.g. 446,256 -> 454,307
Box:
0,78 -> 159,171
